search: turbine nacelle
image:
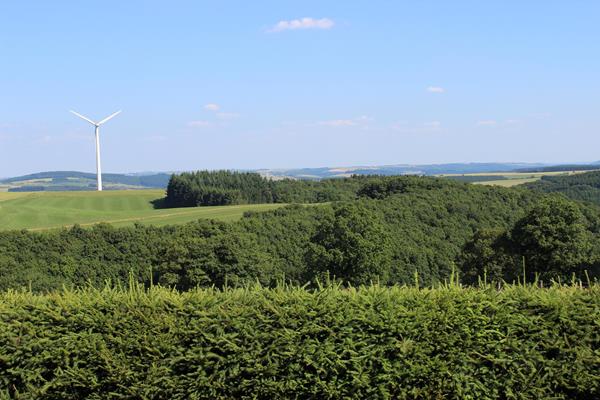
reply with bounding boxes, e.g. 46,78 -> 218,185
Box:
70,110 -> 121,127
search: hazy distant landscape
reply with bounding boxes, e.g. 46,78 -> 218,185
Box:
0,171 -> 172,192
3,160 -> 600,192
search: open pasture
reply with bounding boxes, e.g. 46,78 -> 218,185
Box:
0,190 -> 283,231
439,169 -> 598,187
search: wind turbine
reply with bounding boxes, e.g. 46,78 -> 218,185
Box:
70,110 -> 121,191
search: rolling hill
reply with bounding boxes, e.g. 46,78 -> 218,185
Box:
2,163 -> 545,190
257,162 -> 547,179
522,170 -> 600,205
0,171 -> 171,192
3,161 -> 599,192
0,190 -> 284,230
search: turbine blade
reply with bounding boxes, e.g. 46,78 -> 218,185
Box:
98,110 -> 122,125
70,110 -> 97,125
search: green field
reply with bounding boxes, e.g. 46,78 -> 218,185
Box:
439,170 -> 598,187
0,190 -> 284,231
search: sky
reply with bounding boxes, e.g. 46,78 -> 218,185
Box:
1,1 -> 600,176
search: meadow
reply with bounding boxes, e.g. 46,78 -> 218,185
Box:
0,190 -> 284,231
439,170 -> 596,187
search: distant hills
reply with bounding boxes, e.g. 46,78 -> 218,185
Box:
257,162 -> 548,180
2,161 -> 600,191
515,164 -> 600,173
0,171 -> 171,192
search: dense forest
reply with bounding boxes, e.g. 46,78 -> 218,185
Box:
2,175 -> 599,292
164,170 -> 365,206
516,164 -> 600,173
523,170 -> 600,205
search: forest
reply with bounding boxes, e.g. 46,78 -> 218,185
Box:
2,174 -> 599,292
3,173 -> 600,399
164,170 -> 364,206
523,170 -> 600,205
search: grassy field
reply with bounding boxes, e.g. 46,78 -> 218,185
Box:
0,190 -> 284,231
439,170 -> 597,187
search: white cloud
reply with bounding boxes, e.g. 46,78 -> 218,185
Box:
319,119 -> 357,127
204,103 -> 220,111
317,116 -> 372,128
427,86 -> 445,93
188,120 -> 212,128
269,17 -> 334,33
216,112 -> 240,120
202,104 -> 239,120
477,120 -> 497,126
505,119 -> 519,124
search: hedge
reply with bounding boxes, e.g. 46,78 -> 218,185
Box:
1,284 -> 599,399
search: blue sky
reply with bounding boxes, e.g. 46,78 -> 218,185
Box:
1,1 -> 599,176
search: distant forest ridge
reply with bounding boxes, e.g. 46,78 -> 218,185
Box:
1,171 -> 171,191
257,162 -> 548,179
516,164 -> 600,173
524,170 -> 600,206
3,161 -> 600,191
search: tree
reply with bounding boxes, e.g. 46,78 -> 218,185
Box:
510,196 -> 594,280
458,229 -> 518,284
306,203 -> 393,285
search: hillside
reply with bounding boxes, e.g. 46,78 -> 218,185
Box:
165,169 -> 586,207
522,170 -> 600,205
0,190 -> 283,230
516,163 -> 600,173
439,169 -> 599,187
0,171 -> 171,192
258,162 -> 546,179
2,175 -> 599,292
3,162 -> 596,191
0,163 -> 543,191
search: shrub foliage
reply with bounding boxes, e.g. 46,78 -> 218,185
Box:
1,284 -> 599,399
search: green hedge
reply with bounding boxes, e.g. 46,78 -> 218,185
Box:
1,284 -> 599,399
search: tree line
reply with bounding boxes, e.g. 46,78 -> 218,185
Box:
523,170 -> 600,205
164,170 -> 365,207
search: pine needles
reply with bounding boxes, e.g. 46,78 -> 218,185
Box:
1,283 -> 599,399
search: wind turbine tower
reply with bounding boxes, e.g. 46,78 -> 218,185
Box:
70,110 -> 121,191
